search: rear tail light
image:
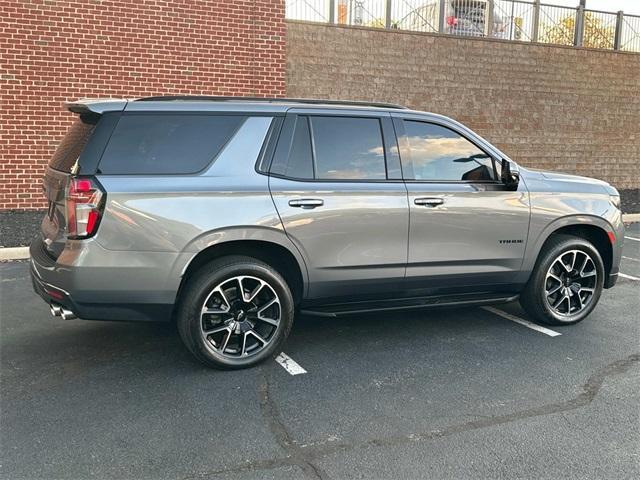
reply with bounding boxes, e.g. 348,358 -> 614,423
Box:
66,177 -> 105,239
446,16 -> 458,26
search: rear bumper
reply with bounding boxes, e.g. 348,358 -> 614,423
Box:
30,256 -> 78,312
29,237 -> 177,322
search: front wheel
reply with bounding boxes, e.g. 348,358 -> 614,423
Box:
177,256 -> 295,369
520,234 -> 604,326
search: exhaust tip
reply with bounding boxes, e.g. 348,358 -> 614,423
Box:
50,303 -> 76,320
60,308 -> 77,320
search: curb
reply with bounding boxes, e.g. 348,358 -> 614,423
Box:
0,214 -> 638,261
0,247 -> 30,261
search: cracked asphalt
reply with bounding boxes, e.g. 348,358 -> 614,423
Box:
1,226 -> 639,479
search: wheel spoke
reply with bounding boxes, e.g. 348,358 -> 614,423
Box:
248,330 -> 268,345
553,293 -> 568,309
215,286 -> 232,310
546,283 -> 563,296
246,281 -> 266,303
580,270 -> 596,279
240,332 -> 248,356
220,328 -> 233,353
203,324 -> 231,336
257,297 -> 278,315
558,254 -> 572,273
236,277 -> 245,301
548,272 -> 563,283
578,254 -> 589,275
202,306 -> 229,315
257,297 -> 280,326
258,316 -> 279,327
575,292 -> 583,310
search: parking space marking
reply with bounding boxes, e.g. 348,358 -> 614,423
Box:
275,352 -> 307,375
624,236 -> 640,242
481,306 -> 562,337
619,273 -> 640,281
622,256 -> 640,262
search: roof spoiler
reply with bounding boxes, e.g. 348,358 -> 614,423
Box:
65,98 -> 128,115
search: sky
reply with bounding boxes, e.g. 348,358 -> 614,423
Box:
547,0 -> 640,15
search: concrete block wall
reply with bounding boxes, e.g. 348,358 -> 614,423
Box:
286,21 -> 639,189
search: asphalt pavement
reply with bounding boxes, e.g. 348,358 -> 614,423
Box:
1,226 -> 639,479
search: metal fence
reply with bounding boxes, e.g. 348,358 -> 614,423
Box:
285,0 -> 640,52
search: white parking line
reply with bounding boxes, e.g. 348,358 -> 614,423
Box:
619,273 -> 640,281
275,352 -> 307,375
625,236 -> 640,242
622,256 -> 640,262
481,306 -> 562,337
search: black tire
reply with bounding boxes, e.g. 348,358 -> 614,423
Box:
520,234 -> 604,326
176,255 -> 294,369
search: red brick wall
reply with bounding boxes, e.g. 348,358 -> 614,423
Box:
0,0 -> 286,210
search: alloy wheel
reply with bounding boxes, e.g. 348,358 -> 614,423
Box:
544,249 -> 597,318
199,275 -> 281,358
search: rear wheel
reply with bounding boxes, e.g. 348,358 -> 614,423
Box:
520,234 -> 604,326
177,256 -> 294,369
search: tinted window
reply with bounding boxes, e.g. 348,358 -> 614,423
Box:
310,117 -> 386,180
98,114 -> 244,174
403,121 -> 496,182
49,115 -> 98,172
271,116 -> 314,179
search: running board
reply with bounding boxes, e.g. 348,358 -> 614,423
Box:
300,293 -> 519,318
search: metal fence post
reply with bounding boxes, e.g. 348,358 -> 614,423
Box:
329,0 -> 336,24
385,0 -> 392,29
614,10 -> 624,50
438,0 -> 446,33
574,4 -> 585,47
487,0 -> 495,37
532,0 -> 540,42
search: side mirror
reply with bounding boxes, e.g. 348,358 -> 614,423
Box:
501,159 -> 520,191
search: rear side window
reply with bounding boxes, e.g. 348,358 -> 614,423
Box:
49,114 -> 98,172
283,116 -> 314,179
270,115 -> 387,181
98,114 -> 245,174
310,116 -> 386,180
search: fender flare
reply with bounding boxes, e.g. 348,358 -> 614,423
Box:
520,213 -> 615,276
166,226 -> 310,296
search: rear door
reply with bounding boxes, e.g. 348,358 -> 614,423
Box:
268,109 -> 409,300
394,114 -> 530,293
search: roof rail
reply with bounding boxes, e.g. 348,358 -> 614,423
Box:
135,95 -> 407,110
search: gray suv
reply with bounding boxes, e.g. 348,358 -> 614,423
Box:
30,97 -> 624,369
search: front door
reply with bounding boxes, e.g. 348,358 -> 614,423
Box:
269,111 -> 409,299
394,116 -> 530,294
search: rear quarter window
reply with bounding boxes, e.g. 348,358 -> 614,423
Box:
49,114 -> 98,172
98,114 -> 245,175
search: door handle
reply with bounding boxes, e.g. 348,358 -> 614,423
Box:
414,197 -> 444,207
288,198 -> 324,209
